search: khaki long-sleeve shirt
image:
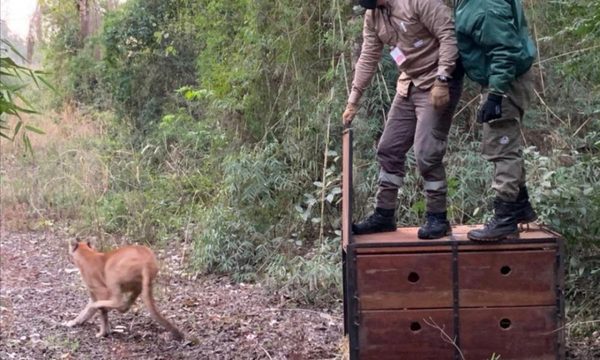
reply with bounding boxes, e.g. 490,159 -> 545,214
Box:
348,0 -> 458,103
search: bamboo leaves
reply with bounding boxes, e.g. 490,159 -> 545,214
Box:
0,39 -> 52,153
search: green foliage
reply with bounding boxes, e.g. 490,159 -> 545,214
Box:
565,247 -> 600,338
265,236 -> 342,305
40,0 -> 85,105
526,144 -> 600,243
87,109 -> 227,243
102,0 -> 201,130
191,206 -> 266,282
0,39 -> 48,151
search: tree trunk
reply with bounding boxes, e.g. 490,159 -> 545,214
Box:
77,0 -> 90,44
26,4 -> 42,63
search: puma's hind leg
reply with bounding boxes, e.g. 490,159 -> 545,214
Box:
118,285 -> 142,313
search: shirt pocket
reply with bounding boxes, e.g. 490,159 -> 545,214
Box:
392,17 -> 430,52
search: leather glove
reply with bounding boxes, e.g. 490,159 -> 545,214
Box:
477,93 -> 503,123
342,102 -> 358,126
430,79 -> 450,109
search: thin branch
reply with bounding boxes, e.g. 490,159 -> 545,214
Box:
341,53 -> 350,97
536,45 -> 600,65
572,115 -> 595,138
377,64 -> 392,103
532,19 -> 549,123
319,108 -> 332,244
423,317 -> 466,360
533,88 -> 568,127
375,71 -> 387,124
452,95 -> 479,120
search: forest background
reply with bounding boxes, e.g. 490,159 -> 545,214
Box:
1,0 -> 598,341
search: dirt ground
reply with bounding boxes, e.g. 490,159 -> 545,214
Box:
0,229 -> 343,360
1,229 -> 598,360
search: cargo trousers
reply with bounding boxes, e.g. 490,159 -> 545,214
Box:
480,70 -> 533,202
376,77 -> 462,213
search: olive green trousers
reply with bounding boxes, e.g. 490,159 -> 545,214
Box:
480,70 -> 533,202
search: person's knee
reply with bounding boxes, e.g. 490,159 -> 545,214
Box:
376,141 -> 394,164
416,149 -> 444,176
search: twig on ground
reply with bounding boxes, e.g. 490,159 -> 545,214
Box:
423,317 -> 466,360
259,344 -> 273,360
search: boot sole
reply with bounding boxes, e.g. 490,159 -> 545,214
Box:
467,231 -> 519,243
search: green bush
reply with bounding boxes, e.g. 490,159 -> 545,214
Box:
191,206 -> 266,282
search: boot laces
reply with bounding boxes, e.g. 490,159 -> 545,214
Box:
484,216 -> 500,229
363,213 -> 376,225
364,212 -> 385,226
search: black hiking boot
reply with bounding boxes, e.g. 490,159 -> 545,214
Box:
352,208 -> 397,235
516,186 -> 537,227
418,212 -> 451,239
468,199 -> 520,242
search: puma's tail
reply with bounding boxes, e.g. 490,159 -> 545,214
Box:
141,266 -> 184,340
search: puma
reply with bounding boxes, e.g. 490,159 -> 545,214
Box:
65,240 -> 184,340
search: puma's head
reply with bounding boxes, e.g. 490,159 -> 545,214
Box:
69,238 -> 92,257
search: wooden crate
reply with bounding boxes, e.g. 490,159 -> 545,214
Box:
342,225 -> 565,360
341,129 -> 565,359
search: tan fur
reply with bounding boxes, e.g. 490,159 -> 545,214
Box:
66,241 -> 183,340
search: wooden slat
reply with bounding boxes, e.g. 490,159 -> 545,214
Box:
342,129 -> 352,250
461,306 -> 558,360
353,224 -> 558,253
354,242 -> 556,254
355,245 -> 452,254
359,309 -> 454,360
356,253 -> 453,309
459,250 -> 557,307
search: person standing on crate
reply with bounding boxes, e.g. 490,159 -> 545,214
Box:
454,0 -> 538,242
343,0 -> 463,239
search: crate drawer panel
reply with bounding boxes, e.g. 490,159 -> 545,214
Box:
460,306 -> 559,360
359,309 -> 454,359
459,250 -> 557,307
356,253 -> 452,309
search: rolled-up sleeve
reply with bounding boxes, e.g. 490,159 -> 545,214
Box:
348,12 -> 383,105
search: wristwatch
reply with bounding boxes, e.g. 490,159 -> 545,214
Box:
437,75 -> 449,82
